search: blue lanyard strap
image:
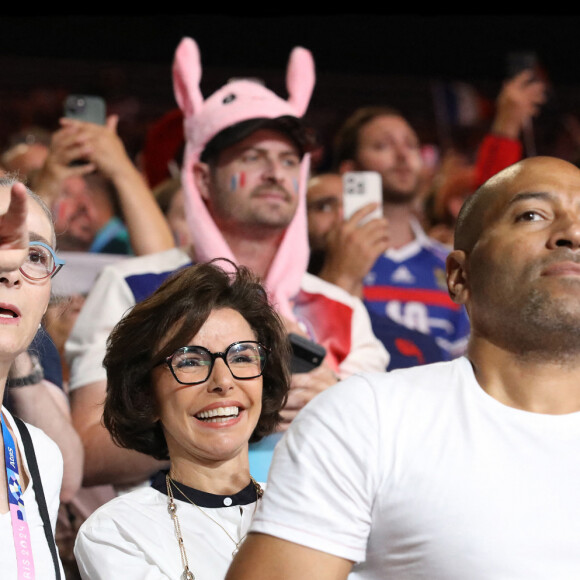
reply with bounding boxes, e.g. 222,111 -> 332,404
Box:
2,412 -> 36,579
2,413 -> 24,511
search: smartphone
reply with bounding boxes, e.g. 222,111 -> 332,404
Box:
63,95 -> 106,165
63,94 -> 106,125
288,333 -> 326,374
342,171 -> 383,223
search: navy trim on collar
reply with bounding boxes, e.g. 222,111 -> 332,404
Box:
151,469 -> 259,508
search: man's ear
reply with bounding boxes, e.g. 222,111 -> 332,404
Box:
446,249 -> 469,305
338,159 -> 356,174
193,162 -> 212,202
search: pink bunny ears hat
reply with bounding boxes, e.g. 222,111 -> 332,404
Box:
172,37 -> 316,321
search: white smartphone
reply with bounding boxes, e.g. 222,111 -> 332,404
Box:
342,171 -> 383,222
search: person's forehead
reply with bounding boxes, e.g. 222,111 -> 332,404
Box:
307,175 -> 343,200
359,114 -> 417,140
62,175 -> 89,197
224,128 -> 300,158
192,307 -> 256,343
487,159 -> 580,218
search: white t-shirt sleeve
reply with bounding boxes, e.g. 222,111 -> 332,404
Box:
250,373 -> 383,563
65,264 -> 135,392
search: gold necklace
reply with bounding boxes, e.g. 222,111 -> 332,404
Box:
166,474 -> 263,580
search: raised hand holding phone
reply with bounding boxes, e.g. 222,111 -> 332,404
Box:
342,171 -> 383,222
289,332 -> 326,373
63,94 -> 106,126
317,171 -> 389,297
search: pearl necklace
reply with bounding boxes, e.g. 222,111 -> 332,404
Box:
166,474 -> 263,580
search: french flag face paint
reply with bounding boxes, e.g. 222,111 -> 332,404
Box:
52,198 -> 76,228
292,178 -> 299,194
230,172 -> 246,192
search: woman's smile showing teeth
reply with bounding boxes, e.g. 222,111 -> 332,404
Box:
195,405 -> 241,422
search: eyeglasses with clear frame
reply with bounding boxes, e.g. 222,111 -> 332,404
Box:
20,241 -> 66,280
164,340 -> 270,386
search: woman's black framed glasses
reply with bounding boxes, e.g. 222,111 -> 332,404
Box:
164,340 -> 270,385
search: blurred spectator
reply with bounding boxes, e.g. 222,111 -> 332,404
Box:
427,68 -> 547,245
44,293 -> 86,386
306,173 -> 343,275
0,126 -> 51,181
152,177 -> 191,248
306,172 -> 446,370
315,106 -> 470,361
31,114 -> 174,256
425,155 -> 475,246
50,173 -> 131,254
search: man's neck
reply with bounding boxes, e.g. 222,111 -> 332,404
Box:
467,338 -> 580,414
221,227 -> 286,279
381,202 -> 417,249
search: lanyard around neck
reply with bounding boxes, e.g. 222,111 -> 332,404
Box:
2,413 -> 35,579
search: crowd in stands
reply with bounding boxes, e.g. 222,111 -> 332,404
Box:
3,33 -> 580,579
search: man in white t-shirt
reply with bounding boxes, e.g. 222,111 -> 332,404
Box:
227,155 -> 580,579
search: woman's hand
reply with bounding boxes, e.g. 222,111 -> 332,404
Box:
0,182 -> 29,273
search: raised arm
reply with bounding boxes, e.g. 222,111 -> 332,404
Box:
475,68 -> 547,187
33,116 -> 175,256
490,68 -> 547,140
0,181 -> 29,272
317,203 -> 390,298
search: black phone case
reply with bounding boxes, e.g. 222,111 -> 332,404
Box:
289,333 -> 326,373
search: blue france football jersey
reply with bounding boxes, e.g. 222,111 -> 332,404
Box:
363,222 -> 470,361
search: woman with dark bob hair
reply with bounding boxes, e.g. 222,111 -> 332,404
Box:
74,260 -> 290,580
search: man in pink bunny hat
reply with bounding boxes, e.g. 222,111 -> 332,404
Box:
65,37 -> 388,490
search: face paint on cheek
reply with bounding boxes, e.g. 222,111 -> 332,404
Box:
53,199 -> 71,225
230,172 -> 246,192
292,178 -> 299,194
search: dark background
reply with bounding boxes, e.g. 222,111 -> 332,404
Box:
2,15 -> 580,169
2,15 -> 577,81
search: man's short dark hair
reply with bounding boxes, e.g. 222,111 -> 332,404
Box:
103,260 -> 291,460
333,106 -> 402,168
